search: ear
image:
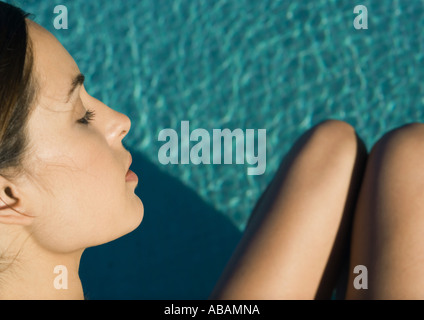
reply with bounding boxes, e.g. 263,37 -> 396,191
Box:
0,175 -> 33,226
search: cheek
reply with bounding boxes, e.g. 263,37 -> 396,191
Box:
29,146 -> 135,252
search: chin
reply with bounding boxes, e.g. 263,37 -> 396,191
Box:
123,197 -> 145,236
130,199 -> 144,232
93,199 -> 144,248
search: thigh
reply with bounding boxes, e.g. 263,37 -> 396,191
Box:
346,123 -> 424,299
210,120 -> 367,299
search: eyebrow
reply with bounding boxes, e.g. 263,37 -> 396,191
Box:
66,73 -> 85,103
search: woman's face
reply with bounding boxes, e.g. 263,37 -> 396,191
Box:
15,20 -> 144,253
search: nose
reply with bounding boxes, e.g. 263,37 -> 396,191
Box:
105,108 -> 132,146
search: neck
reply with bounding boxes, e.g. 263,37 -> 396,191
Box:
0,239 -> 85,300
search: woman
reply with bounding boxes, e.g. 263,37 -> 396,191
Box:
0,3 -> 143,299
0,2 -> 422,299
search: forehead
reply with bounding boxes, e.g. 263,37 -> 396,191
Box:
26,20 -> 80,104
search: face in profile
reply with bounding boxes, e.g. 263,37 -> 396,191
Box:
13,20 -> 144,254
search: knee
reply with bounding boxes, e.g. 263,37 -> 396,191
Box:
313,119 -> 356,140
369,122 -> 424,179
307,119 -> 365,160
372,122 -> 424,160
284,119 -> 367,180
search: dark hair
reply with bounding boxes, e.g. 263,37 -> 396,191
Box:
0,1 -> 36,179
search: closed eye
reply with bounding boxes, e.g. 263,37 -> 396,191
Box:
77,109 -> 96,125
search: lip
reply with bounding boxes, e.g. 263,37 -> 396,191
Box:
125,153 -> 138,182
126,169 -> 138,182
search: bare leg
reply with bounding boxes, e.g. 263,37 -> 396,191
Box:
346,123 -> 424,299
210,120 -> 368,299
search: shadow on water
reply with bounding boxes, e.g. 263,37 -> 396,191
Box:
79,147 -> 242,300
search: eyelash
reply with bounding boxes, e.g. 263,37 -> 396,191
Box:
77,109 -> 96,125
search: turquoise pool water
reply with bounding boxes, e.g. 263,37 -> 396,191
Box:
8,0 -> 424,231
